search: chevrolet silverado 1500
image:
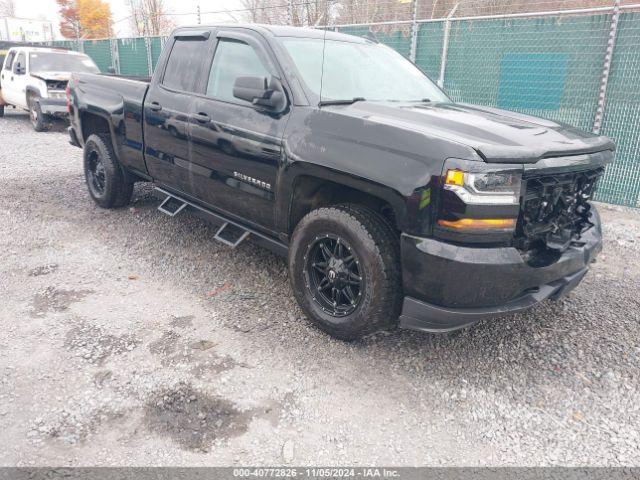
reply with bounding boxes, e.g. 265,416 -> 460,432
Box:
67,25 -> 614,339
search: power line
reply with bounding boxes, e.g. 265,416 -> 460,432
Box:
112,0 -> 318,24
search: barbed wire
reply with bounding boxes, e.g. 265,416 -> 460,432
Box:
112,0 -> 640,26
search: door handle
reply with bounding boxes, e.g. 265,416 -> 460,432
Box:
149,102 -> 162,112
192,112 -> 210,124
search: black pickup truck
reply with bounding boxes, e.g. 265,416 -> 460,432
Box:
67,25 -> 614,340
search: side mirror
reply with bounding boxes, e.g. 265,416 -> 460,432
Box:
233,75 -> 286,113
14,62 -> 25,75
107,66 -> 116,74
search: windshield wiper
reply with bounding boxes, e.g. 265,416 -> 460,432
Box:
318,97 -> 366,107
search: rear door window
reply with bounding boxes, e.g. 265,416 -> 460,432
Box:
3,51 -> 16,71
14,52 -> 25,74
162,38 -> 208,93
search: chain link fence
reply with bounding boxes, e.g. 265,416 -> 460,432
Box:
45,0 -> 640,207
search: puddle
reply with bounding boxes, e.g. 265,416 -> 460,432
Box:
149,331 -> 237,373
44,407 -> 126,445
170,315 -> 195,329
148,330 -> 180,356
191,354 -> 246,378
190,340 -> 216,351
31,286 -> 93,316
143,383 -> 251,451
65,320 -> 140,365
93,370 -> 113,388
29,264 -> 59,277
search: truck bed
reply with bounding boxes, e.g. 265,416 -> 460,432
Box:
72,72 -> 150,175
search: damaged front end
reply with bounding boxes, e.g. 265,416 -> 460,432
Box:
516,167 -> 604,252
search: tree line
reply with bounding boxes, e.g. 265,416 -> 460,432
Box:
49,0 -> 622,40
55,0 -> 173,40
242,0 -> 624,26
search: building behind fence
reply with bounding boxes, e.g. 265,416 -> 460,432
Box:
47,1 -> 640,207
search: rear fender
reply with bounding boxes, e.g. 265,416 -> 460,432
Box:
78,107 -> 125,160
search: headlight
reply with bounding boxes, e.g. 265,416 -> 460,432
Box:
444,168 -> 522,205
436,159 -> 523,242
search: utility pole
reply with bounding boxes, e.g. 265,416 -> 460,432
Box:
409,0 -> 419,63
437,2 -> 459,88
197,4 -> 201,25
593,0 -> 621,134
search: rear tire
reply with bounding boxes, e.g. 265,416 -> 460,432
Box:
28,97 -> 50,132
289,204 -> 402,340
0,105 -> 4,117
83,133 -> 133,208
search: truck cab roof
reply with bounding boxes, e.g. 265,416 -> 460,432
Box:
173,24 -> 372,44
7,46 -> 81,55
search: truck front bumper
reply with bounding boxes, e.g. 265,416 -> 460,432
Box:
399,210 -> 602,333
37,97 -> 67,116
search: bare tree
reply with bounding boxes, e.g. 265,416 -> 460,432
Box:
293,0 -> 335,26
241,0 -> 624,28
241,0 -> 289,24
241,0 -> 336,26
0,0 -> 16,17
127,0 -> 175,36
336,0 -> 414,24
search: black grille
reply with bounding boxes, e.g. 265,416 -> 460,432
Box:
515,167 -> 604,252
46,79 -> 68,91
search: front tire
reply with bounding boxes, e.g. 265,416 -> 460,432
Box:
0,105 -> 4,117
28,97 -> 50,132
83,133 -> 133,208
289,204 -> 402,340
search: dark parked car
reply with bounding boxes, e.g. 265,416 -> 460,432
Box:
67,25 -> 614,340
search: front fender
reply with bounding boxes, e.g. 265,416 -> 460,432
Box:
25,85 -> 44,102
279,107 -> 474,235
278,160 -> 409,233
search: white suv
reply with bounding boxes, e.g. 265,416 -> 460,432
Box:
0,46 -> 99,131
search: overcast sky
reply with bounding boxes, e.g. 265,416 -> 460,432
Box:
17,0 -> 245,38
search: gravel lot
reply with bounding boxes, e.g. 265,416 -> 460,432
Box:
0,109 -> 639,467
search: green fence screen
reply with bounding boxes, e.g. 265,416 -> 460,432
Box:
117,38 -> 150,76
597,12 -> 640,207
81,39 -> 112,73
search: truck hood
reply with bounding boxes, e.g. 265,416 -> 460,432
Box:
338,101 -> 614,163
31,71 -> 71,82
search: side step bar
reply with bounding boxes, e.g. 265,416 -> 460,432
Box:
214,222 -> 250,248
158,195 -> 188,217
154,187 -> 288,256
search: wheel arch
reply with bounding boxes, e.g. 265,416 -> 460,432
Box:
25,86 -> 43,104
281,164 -> 408,235
79,110 -> 121,158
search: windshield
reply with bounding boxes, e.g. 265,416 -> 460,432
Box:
281,37 -> 449,103
29,52 -> 99,73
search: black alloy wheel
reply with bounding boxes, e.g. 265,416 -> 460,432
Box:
304,235 -> 363,317
86,148 -> 107,198
82,133 -> 134,208
289,204 -> 402,340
